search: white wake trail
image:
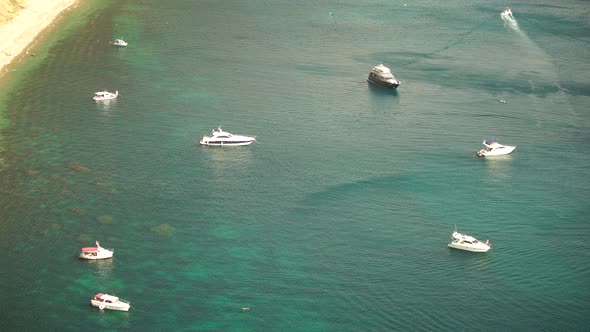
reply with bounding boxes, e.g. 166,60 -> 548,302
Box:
497,7 -> 576,130
500,10 -> 519,31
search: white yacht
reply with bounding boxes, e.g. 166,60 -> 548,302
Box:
113,38 -> 128,47
367,64 -> 400,90
90,293 -> 130,311
448,228 -> 491,253
79,241 -> 113,260
476,139 -> 516,157
93,90 -> 118,101
199,127 -> 256,146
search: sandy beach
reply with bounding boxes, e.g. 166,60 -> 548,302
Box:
0,0 -> 76,76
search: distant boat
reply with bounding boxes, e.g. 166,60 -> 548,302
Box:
367,64 -> 400,90
90,293 -> 130,311
79,241 -> 113,260
448,228 -> 491,253
199,127 -> 256,146
113,38 -> 128,47
476,139 -> 516,157
501,7 -> 514,19
93,90 -> 118,101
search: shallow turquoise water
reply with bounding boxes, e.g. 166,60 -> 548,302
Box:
0,0 -> 589,330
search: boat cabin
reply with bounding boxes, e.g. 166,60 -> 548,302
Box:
457,239 -> 478,244
93,293 -> 120,304
81,247 -> 100,257
371,64 -> 395,78
210,128 -> 233,137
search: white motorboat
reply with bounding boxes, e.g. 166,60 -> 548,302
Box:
367,64 -> 400,90
93,90 -> 118,101
199,127 -> 256,146
90,293 -> 130,311
448,228 -> 491,253
476,139 -> 516,157
501,7 -> 513,18
79,241 -> 114,260
113,38 -> 128,47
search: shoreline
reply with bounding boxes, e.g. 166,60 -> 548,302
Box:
0,0 -> 78,79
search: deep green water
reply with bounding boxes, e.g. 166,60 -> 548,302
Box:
1,0 -> 589,330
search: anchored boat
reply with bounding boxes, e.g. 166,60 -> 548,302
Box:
448,228 -> 491,253
90,293 -> 130,311
367,64 -> 400,90
199,127 -> 256,146
476,139 -> 516,157
79,241 -> 113,260
93,90 -> 118,101
113,38 -> 128,47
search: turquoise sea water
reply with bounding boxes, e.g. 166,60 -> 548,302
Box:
1,0 -> 589,330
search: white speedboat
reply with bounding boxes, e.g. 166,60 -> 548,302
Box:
93,90 -> 118,101
90,293 -> 130,311
448,228 -> 491,253
367,64 -> 400,90
80,241 -> 114,260
199,127 -> 256,146
476,139 -> 516,157
501,7 -> 513,18
113,38 -> 128,47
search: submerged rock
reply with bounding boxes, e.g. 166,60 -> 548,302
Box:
151,223 -> 175,237
67,162 -> 89,172
49,174 -> 69,184
96,182 -> 118,195
96,215 -> 113,224
68,207 -> 84,214
78,234 -> 93,243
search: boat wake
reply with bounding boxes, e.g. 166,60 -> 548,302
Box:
500,7 -> 519,31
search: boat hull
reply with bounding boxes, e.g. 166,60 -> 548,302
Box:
199,140 -> 254,146
79,252 -> 113,260
90,300 -> 130,311
367,74 -> 400,90
93,96 -> 117,101
477,146 -> 516,157
448,243 -> 490,252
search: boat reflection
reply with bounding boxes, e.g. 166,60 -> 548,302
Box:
368,82 -> 400,112
483,154 -> 514,166
95,98 -> 117,113
482,154 -> 514,183
200,144 -> 255,178
86,256 -> 114,278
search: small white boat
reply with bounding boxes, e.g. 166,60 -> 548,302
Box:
80,241 -> 113,260
501,7 -> 513,17
90,293 -> 130,311
199,127 -> 256,146
448,228 -> 491,253
93,90 -> 118,101
113,38 -> 128,47
367,64 -> 400,90
476,139 -> 516,157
